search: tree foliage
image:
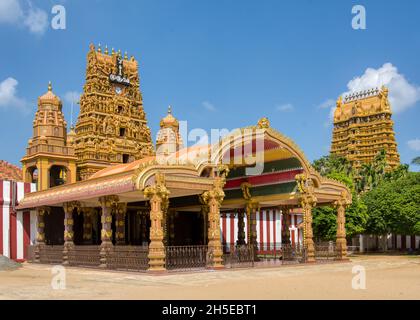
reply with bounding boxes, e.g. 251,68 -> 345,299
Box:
362,172 -> 420,235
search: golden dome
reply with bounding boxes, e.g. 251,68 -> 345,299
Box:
38,81 -> 61,106
160,106 -> 179,128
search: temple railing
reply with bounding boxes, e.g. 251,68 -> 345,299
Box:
39,245 -> 64,264
223,244 -> 254,268
68,245 -> 101,267
107,246 -> 149,271
165,245 -> 208,270
314,243 -> 337,262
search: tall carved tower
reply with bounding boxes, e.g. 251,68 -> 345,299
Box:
74,44 -> 154,180
330,86 -> 400,171
21,82 -> 77,191
156,106 -> 183,161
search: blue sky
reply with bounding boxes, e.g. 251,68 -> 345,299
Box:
0,0 -> 419,170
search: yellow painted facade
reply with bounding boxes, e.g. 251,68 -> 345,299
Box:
330,86 -> 400,170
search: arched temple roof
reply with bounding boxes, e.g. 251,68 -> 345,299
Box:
17,118 -> 351,209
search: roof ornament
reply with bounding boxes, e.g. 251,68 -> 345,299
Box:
48,81 -> 52,92
257,117 -> 270,129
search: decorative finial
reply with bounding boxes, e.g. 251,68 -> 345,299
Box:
168,105 -> 172,114
111,47 -> 115,55
257,117 -> 270,129
97,43 -> 102,53
118,49 -> 121,57
48,81 -> 52,92
124,51 -> 128,60
104,45 -> 109,55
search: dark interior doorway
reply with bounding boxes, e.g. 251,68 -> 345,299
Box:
173,212 -> 204,246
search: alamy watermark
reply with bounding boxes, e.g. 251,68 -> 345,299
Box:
352,5 -> 366,30
51,265 -> 66,290
351,265 -> 366,290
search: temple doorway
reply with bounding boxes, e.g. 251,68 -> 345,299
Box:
172,212 -> 205,246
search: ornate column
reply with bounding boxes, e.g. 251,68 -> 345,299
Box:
300,194 -> 317,262
281,206 -> 291,245
246,201 -> 259,260
63,201 -> 79,265
296,173 -> 317,263
82,208 -> 94,244
98,195 -> 118,268
144,173 -> 169,272
201,176 -> 226,269
115,203 -> 127,245
34,207 -> 47,262
236,209 -> 246,245
334,194 -> 350,260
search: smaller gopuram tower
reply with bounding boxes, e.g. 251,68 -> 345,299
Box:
21,82 -> 77,191
74,44 -> 154,180
156,106 -> 183,161
330,86 -> 400,171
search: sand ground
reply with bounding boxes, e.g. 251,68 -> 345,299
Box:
0,255 -> 419,300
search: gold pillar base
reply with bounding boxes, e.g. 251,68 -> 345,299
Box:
147,242 -> 166,271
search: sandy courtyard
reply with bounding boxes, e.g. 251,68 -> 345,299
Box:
0,255 -> 419,300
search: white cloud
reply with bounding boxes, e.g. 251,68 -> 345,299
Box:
345,63 -> 420,114
0,0 -> 23,24
320,63 -> 420,126
276,103 -> 294,112
317,98 -> 335,110
64,91 -> 81,105
407,139 -> 420,152
24,5 -> 48,35
202,101 -> 216,112
0,0 -> 48,35
0,77 -> 29,113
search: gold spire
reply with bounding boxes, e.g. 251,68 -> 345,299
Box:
48,81 -> 52,92
124,51 -> 128,60
104,45 -> 109,55
168,105 -> 172,114
97,43 -> 102,53
160,105 -> 178,128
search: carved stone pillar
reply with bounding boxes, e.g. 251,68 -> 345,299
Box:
300,194 -> 317,263
281,206 -> 291,245
34,207 -> 47,262
63,201 -> 79,265
144,173 -> 169,272
334,196 -> 350,260
99,196 -> 118,267
82,208 -> 94,244
201,176 -> 225,268
115,203 -> 127,245
236,209 -> 246,245
246,201 -> 259,260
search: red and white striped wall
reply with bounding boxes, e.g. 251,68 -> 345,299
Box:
220,209 -> 303,253
0,180 -> 37,261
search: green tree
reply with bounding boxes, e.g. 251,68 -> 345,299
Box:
412,157 -> 420,166
362,172 -> 420,236
312,171 -> 368,241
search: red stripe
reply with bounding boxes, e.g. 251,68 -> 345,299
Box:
297,227 -> 300,246
273,210 -> 276,252
10,182 -> 17,260
230,214 -> 234,246
222,214 -> 227,245
291,229 -> 295,246
0,180 -> 3,255
266,210 -> 271,251
259,210 -> 264,252
23,211 -> 31,259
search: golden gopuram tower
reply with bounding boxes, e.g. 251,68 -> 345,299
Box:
156,106 -> 184,160
21,82 -> 77,190
74,44 -> 154,180
330,86 -> 400,171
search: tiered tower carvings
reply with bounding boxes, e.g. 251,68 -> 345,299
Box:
330,86 -> 400,171
74,44 -> 154,180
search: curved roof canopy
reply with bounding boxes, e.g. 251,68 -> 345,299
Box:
17,118 -> 351,210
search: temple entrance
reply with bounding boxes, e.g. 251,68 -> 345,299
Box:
172,212 -> 205,246
44,207 -> 64,245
